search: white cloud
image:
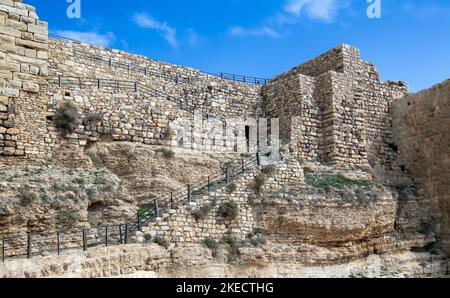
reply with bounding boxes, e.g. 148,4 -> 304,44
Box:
284,0 -> 339,22
133,13 -> 178,48
53,30 -> 116,47
186,28 -> 204,47
228,26 -> 280,38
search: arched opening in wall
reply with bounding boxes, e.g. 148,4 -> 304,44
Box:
245,126 -> 250,153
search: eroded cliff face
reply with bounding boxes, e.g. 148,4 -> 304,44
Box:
0,243 -> 446,278
0,141 -> 445,277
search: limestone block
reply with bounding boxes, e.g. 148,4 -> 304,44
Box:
0,1 -> 13,8
0,60 -> 20,71
0,87 -> 18,97
33,33 -> 47,43
27,23 -> 47,35
20,16 -> 35,24
6,128 -> 18,135
0,4 -> 28,16
3,146 -> 15,155
16,38 -> 48,50
6,18 -> 27,30
0,96 -> 7,105
22,81 -> 39,93
0,25 -> 21,37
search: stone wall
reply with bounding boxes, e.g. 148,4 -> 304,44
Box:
262,45 -> 409,167
0,1 -> 413,169
391,79 -> 450,255
142,160 -> 304,244
0,0 -> 48,160
48,39 -> 263,119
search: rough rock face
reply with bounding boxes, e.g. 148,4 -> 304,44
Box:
0,243 -> 447,278
256,187 -> 396,245
0,166 -> 134,235
84,142 -> 223,205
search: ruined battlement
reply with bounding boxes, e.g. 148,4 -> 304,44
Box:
0,0 -> 437,172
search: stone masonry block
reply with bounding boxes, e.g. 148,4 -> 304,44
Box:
15,38 -> 48,50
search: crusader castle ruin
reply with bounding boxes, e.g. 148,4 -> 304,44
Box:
0,0 -> 448,277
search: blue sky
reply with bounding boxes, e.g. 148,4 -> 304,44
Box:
26,0 -> 450,92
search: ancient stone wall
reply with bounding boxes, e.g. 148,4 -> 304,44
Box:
48,39 -> 263,119
262,45 -> 409,167
391,79 -> 450,255
0,0 -> 48,160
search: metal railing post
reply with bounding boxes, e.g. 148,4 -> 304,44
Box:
144,68 -> 147,76
97,78 -> 101,89
57,232 -> 60,256
187,185 -> 192,203
124,224 -> 129,244
134,82 -> 138,92
137,211 -> 141,231
2,237 -> 5,262
27,233 -> 32,259
207,176 -> 211,192
82,229 -> 87,251
155,199 -> 160,218
58,75 -> 62,87
109,57 -> 112,66
226,167 -> 230,184
119,225 -> 123,244
242,159 -> 245,173
256,152 -> 261,166
105,226 -> 108,247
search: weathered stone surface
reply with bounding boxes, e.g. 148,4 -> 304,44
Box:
392,79 -> 450,255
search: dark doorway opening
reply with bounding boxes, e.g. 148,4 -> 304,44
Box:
245,126 -> 250,152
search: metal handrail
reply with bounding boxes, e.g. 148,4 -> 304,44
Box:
49,34 -> 270,85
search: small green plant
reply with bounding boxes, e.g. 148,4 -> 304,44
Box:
73,177 -> 85,186
226,183 -> 237,193
202,238 -> 220,257
155,148 -> 175,159
247,228 -> 267,247
85,112 -> 103,126
153,236 -> 169,249
57,210 -> 81,228
88,213 -> 100,228
164,127 -> 175,141
193,200 -> 217,221
54,101 -> 80,136
218,201 -> 239,221
18,185 -> 37,206
252,173 -> 266,194
261,164 -> 277,177
304,173 -> 372,189
144,234 -> 152,242
248,227 -> 264,237
222,235 -> 248,256
138,207 -> 150,218
207,85 -> 214,91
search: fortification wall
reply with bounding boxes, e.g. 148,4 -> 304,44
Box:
48,39 -> 263,119
263,44 -> 409,167
0,0 -> 411,169
0,0 -> 48,160
391,79 -> 450,255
